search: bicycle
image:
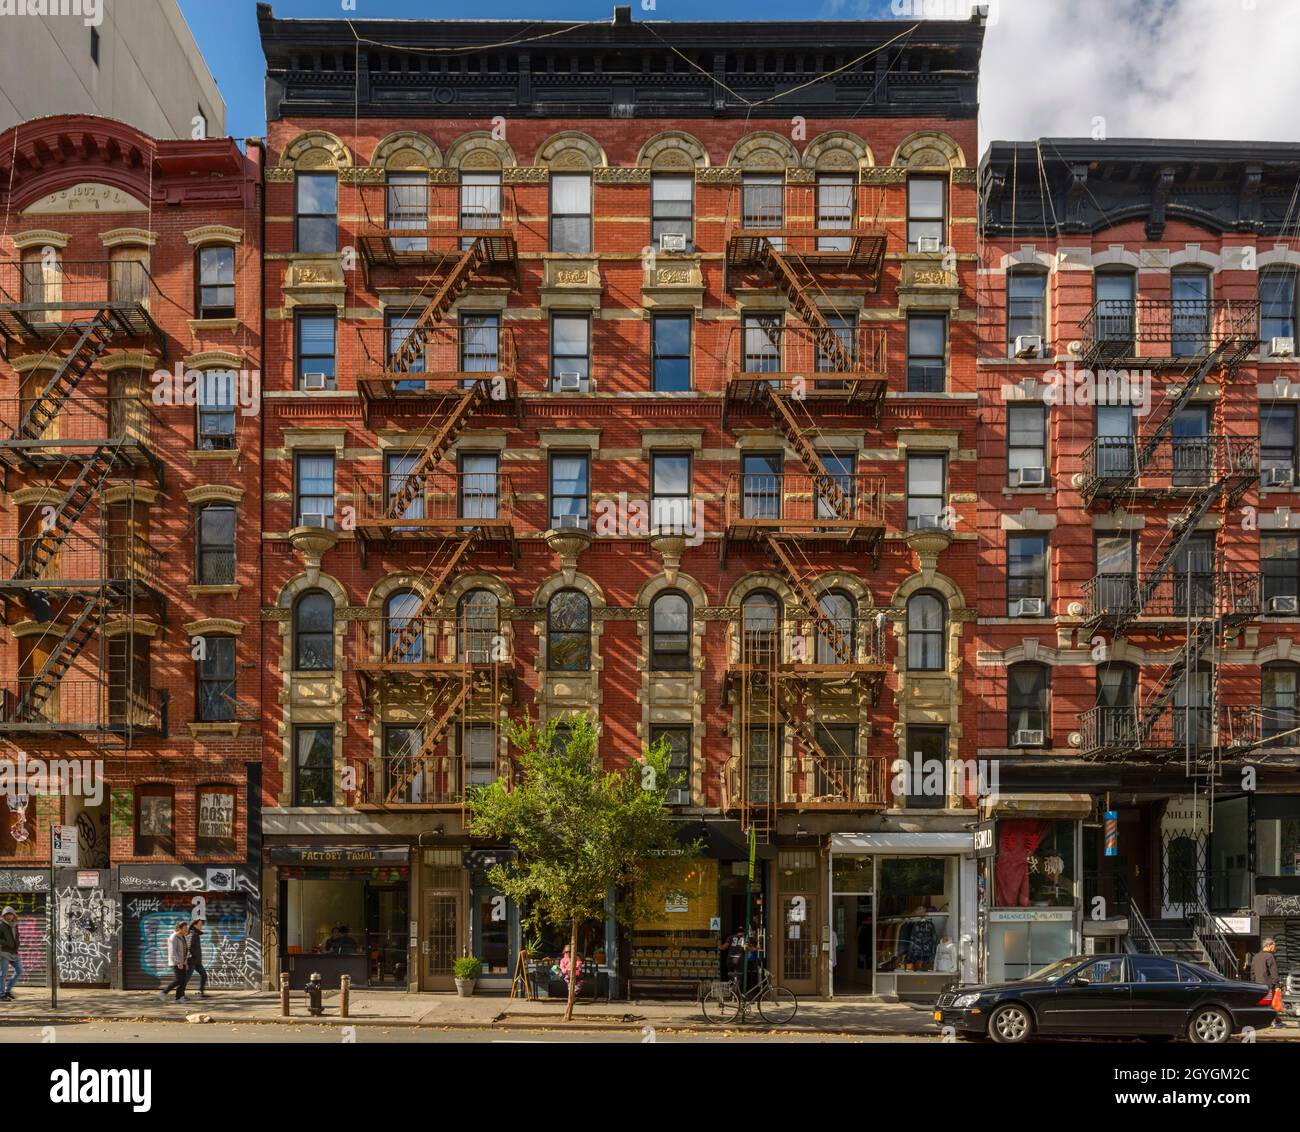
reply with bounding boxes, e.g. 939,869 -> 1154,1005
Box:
699,965 -> 798,1026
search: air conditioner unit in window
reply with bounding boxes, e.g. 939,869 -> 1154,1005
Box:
1014,334 -> 1043,359
301,372 -> 330,391
298,513 -> 334,530
1011,597 -> 1045,618
556,371 -> 584,392
917,236 -> 943,253
1271,337 -> 1296,358
1268,595 -> 1300,615
1265,466 -> 1295,488
1014,466 -> 1047,488
914,513 -> 943,531
554,513 -> 586,530
659,233 -> 687,252
1013,729 -> 1045,748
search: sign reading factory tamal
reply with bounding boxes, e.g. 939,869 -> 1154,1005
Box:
268,846 -> 409,865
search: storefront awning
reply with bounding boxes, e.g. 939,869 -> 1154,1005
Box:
830,832 -> 973,853
981,794 -> 1094,819
673,819 -> 776,860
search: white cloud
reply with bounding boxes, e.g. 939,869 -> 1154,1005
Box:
980,0 -> 1300,143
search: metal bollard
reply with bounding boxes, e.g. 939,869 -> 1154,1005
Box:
280,972 -> 290,1017
340,974 -> 350,1018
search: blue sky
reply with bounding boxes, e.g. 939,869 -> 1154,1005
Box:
178,0 -> 1300,148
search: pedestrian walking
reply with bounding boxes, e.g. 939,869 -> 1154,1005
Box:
158,921 -> 191,1003
0,906 -> 22,1001
1251,937 -> 1281,1006
188,918 -> 208,998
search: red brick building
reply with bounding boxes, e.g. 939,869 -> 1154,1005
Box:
0,115 -> 263,988
978,140 -> 1300,983
257,6 -> 984,998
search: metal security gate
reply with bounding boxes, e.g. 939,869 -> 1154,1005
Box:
123,893 -> 254,989
0,892 -> 48,987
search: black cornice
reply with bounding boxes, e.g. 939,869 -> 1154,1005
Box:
257,3 -> 983,122
980,138 -> 1300,238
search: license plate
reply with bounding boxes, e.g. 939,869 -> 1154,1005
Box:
933,1010 -> 942,1022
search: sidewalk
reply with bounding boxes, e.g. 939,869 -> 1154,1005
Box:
0,987 -> 939,1034
2,988 -> 1297,1037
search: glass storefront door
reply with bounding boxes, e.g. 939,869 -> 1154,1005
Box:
364,886 -> 410,986
472,873 -> 515,979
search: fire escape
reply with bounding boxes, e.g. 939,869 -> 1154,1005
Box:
349,179 -> 520,805
719,180 -> 890,841
0,259 -> 168,744
1077,297 -> 1260,779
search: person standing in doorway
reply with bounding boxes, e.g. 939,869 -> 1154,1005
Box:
188,918 -> 208,999
0,906 -> 22,1001
159,921 -> 191,1003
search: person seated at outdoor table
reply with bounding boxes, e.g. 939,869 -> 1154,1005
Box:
324,924 -> 360,955
558,944 -> 582,983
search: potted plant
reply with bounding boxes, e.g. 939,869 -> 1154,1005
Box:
453,956 -> 482,997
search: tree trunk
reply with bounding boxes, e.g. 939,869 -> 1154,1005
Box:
564,918 -> 580,1023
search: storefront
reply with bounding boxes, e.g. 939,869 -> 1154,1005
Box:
828,832 -> 976,1000
118,864 -> 260,990
0,869 -> 50,986
979,797 -> 1088,984
270,845 -> 410,989
1252,794 -> 1300,976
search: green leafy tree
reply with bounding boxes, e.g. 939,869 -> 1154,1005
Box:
467,711 -> 697,1021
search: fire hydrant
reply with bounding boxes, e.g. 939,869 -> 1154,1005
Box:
306,972 -> 324,1016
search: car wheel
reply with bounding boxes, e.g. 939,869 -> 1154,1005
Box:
1188,1007 -> 1232,1045
989,1003 -> 1034,1044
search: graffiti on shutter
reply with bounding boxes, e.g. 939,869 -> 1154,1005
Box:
0,892 -> 49,986
56,886 -> 117,984
123,893 -> 258,988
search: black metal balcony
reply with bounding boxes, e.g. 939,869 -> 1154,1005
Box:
1081,570 -> 1261,631
1081,433 -> 1259,505
1079,703 -> 1220,758
1078,298 -> 1259,370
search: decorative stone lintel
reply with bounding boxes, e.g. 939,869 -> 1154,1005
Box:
100,227 -> 158,249
185,224 -> 243,247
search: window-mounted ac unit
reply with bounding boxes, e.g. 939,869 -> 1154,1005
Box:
298,513 -> 334,530
302,372 -> 330,391
1014,334 -> 1043,359
556,372 -> 585,393
1013,729 -> 1045,748
1014,466 -> 1047,488
1270,337 -> 1296,358
917,236 -> 943,253
1265,466 -> 1295,488
555,513 -> 586,531
659,233 -> 687,252
1011,597 -> 1045,618
914,513 -> 943,531
1268,594 -> 1300,615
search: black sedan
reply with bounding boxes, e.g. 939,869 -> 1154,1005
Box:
934,954 -> 1278,1043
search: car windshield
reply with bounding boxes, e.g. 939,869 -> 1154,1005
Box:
1020,958 -> 1083,982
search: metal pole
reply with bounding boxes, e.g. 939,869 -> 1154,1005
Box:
743,825 -> 755,995
48,825 -> 57,1009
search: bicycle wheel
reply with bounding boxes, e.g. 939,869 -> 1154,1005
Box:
700,979 -> 741,1025
757,983 -> 798,1026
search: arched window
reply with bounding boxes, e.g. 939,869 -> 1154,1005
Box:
906,591 -> 945,671
816,589 -> 855,665
1263,662 -> 1300,743
1008,663 -> 1050,746
650,591 -> 691,672
741,590 -> 780,664
458,589 -> 499,663
547,589 -> 591,671
385,590 -> 424,663
294,590 -> 335,671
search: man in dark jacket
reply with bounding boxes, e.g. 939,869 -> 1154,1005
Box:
188,919 -> 208,999
1251,937 -> 1280,990
0,906 -> 22,1001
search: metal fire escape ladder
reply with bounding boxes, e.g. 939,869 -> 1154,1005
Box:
10,314 -> 118,444
767,534 -> 853,664
384,534 -> 481,663
754,240 -> 855,373
772,677 -> 851,800
383,676 -> 473,804
764,391 -> 852,519
13,592 -> 110,722
13,442 -> 124,581
387,242 -> 489,373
